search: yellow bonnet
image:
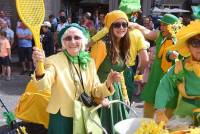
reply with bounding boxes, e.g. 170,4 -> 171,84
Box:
91,10 -> 128,42
173,20 -> 200,57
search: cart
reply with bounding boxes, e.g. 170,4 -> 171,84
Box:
89,100 -> 150,134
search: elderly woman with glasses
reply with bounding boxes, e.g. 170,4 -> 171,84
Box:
31,23 -> 120,134
90,10 -> 148,134
154,21 -> 200,127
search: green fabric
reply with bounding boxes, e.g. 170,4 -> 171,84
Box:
97,46 -> 128,134
155,62 -> 200,112
192,5 -> 200,19
99,83 -> 128,134
123,66 -> 137,102
158,14 -> 179,25
119,0 -> 141,15
141,33 -> 165,104
73,100 -> 102,134
63,50 -> 91,70
2,112 -> 16,128
58,23 -> 90,47
48,112 -> 73,134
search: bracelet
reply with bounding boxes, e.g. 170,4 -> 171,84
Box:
134,74 -> 143,81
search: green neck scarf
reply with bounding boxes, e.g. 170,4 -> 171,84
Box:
63,50 -> 91,70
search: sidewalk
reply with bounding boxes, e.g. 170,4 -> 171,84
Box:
0,54 -> 31,126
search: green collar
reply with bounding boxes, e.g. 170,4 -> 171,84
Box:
63,50 -> 91,70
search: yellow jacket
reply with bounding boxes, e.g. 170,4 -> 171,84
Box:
31,52 -> 113,117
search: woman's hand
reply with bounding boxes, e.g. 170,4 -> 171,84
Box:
106,70 -> 122,88
32,47 -> 45,76
128,22 -> 139,29
101,98 -> 110,107
155,109 -> 168,124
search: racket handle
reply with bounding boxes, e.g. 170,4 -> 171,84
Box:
36,61 -> 45,76
32,29 -> 45,76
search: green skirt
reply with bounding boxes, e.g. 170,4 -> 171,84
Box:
123,66 -> 137,102
99,83 -> 128,134
48,111 -> 73,134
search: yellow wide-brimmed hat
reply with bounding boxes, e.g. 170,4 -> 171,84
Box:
173,20 -> 200,57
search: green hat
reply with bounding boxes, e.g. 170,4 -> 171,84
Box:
58,23 -> 90,47
158,14 -> 179,25
192,5 -> 200,20
119,0 -> 141,15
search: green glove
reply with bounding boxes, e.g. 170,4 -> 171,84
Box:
3,111 -> 16,128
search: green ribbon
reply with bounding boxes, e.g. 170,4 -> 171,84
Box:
171,70 -> 185,85
63,50 -> 91,70
2,112 -> 16,128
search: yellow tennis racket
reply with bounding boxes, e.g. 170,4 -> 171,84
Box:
16,0 -> 45,75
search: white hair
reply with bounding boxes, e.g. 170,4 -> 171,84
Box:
61,27 -> 88,51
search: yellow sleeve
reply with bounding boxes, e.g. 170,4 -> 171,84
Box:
134,29 -> 147,51
120,72 -> 129,101
90,40 -> 107,70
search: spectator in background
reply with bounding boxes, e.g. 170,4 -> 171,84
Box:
40,21 -> 54,57
0,30 -> 11,80
143,17 -> 154,30
0,10 -> 11,28
0,18 -> 14,47
16,22 -> 33,75
82,12 -> 96,36
98,13 -> 105,30
57,16 -> 68,33
49,14 -> 58,32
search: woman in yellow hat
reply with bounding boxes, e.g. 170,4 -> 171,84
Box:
90,10 -> 148,134
154,20 -> 200,126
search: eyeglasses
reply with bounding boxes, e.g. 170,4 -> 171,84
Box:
113,22 -> 128,29
63,36 -> 82,41
189,39 -> 200,48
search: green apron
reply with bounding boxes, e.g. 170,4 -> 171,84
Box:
141,33 -> 175,107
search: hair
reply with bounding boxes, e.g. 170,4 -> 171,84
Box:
61,27 -> 88,51
107,24 -> 130,65
0,30 -> 7,37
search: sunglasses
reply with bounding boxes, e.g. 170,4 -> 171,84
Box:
189,39 -> 200,48
63,36 -> 82,41
113,22 -> 128,29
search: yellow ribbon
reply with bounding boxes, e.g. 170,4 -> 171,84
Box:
185,57 -> 200,77
158,39 -> 174,72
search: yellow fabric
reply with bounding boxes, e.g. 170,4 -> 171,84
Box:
15,81 -> 50,128
134,74 -> 143,81
90,40 -> 107,70
90,41 -> 129,101
174,20 -> 200,57
185,57 -> 200,77
120,72 -> 129,100
91,27 -> 109,42
104,10 -> 128,29
158,39 -> 174,72
175,59 -> 200,100
128,29 -> 147,66
31,52 -> 113,117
